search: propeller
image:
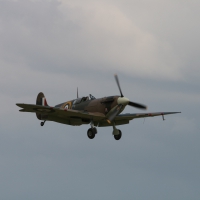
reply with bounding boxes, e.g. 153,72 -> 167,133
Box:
114,74 -> 147,110
106,75 -> 147,123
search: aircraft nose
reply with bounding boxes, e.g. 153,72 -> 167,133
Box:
117,97 -> 129,106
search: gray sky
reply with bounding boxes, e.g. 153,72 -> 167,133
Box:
0,0 -> 200,199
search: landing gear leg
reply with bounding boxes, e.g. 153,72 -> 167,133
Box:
40,120 -> 46,126
90,120 -> 97,134
87,120 -> 97,139
112,123 -> 122,140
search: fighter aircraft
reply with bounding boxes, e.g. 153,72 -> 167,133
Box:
16,75 -> 181,140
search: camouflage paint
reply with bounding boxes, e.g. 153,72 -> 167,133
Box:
55,95 -> 122,116
36,92 -> 48,120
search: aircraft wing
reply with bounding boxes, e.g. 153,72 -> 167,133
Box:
16,104 -> 105,124
16,104 -> 181,126
115,112 -> 181,121
96,112 -> 181,127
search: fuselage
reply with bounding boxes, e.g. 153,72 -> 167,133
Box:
55,95 -> 126,115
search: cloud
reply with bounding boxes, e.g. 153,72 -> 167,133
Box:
0,2 -> 200,199
58,0 -> 184,80
172,117 -> 197,133
0,0 -> 184,82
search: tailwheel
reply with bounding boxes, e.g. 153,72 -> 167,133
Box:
40,121 -> 45,126
87,128 -> 96,139
114,129 -> 122,140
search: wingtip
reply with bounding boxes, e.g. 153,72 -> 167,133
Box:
16,103 -> 23,107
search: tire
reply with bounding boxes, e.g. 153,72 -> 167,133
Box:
114,129 -> 122,140
87,128 -> 95,139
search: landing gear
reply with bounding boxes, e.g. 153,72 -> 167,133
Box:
40,121 -> 46,126
114,129 -> 122,140
92,127 -> 97,134
87,128 -> 97,139
112,122 -> 122,140
87,120 -> 97,139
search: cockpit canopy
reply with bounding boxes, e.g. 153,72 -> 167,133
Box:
89,94 -> 96,100
73,97 -> 88,105
73,94 -> 96,105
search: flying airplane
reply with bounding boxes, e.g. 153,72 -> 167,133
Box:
16,75 -> 181,140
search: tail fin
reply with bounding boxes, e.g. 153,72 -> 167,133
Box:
36,92 -> 48,106
36,92 -> 48,120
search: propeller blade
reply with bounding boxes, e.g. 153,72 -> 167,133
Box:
114,74 -> 124,97
107,104 -> 123,123
128,101 -> 147,110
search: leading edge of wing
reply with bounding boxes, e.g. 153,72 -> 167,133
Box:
16,103 -> 105,120
115,112 -> 181,120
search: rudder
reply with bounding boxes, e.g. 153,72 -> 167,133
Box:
36,92 -> 48,120
36,92 -> 48,106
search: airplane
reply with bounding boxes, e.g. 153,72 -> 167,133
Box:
16,75 -> 181,140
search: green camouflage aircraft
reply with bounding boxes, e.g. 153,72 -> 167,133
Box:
16,75 -> 181,140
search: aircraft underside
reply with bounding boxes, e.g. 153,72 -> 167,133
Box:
40,118 -> 123,140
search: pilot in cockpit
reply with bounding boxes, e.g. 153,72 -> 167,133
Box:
89,94 -> 96,100
81,97 -> 89,102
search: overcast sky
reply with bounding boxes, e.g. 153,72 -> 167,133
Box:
0,0 -> 200,199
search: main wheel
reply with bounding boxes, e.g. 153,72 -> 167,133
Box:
87,128 -> 95,139
40,122 -> 44,126
114,129 -> 122,140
